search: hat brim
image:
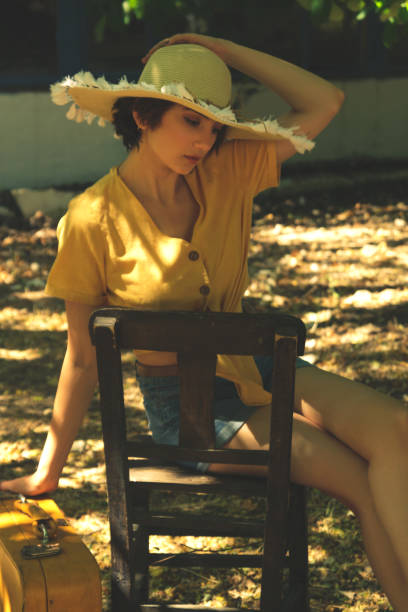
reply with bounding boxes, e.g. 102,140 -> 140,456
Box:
68,85 -> 315,149
51,70 -> 315,153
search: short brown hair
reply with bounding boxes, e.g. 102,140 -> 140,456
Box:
112,97 -> 226,152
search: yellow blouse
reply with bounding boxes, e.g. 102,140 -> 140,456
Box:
45,139 -> 279,406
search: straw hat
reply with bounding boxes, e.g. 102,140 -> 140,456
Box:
51,43 -> 314,154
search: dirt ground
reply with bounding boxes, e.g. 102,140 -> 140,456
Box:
1,163 -> 407,610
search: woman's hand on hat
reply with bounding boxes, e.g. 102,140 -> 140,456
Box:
141,33 -> 233,65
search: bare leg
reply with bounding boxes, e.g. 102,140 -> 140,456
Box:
209,367 -> 408,611
295,367 -> 408,581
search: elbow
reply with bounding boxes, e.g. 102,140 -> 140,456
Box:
73,354 -> 98,375
331,87 -> 345,115
322,88 -> 344,125
66,342 -> 98,372
72,356 -> 99,387
336,86 -> 345,107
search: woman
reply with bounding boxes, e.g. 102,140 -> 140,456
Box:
1,33 -> 407,609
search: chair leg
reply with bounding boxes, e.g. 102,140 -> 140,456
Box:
131,488 -> 150,605
287,484 -> 309,612
260,482 -> 288,611
110,533 -> 135,612
111,549 -> 148,612
110,488 -> 150,611
132,525 -> 150,605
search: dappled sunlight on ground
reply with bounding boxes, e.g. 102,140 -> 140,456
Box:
0,346 -> 43,360
1,185 -> 406,610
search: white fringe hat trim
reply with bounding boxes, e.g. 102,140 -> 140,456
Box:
50,71 -> 315,154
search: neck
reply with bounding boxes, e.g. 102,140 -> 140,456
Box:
118,145 -> 182,205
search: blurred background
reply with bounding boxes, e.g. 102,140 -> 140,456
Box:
0,0 -> 408,189
1,6 -> 408,609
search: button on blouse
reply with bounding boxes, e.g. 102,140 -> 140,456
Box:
45,139 -> 280,406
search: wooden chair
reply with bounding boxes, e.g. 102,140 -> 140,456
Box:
89,308 -> 309,612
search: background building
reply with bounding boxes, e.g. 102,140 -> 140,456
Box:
1,0 -> 407,189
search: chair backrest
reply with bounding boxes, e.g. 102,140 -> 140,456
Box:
89,308 -> 305,460
89,308 -> 308,611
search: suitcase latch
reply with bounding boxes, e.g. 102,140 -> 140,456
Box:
21,541 -> 61,559
16,495 -> 62,560
21,520 -> 62,559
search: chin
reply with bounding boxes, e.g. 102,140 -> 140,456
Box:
175,166 -> 194,176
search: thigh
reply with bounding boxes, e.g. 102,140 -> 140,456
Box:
294,366 -> 407,461
209,365 -> 407,477
210,406 -> 369,512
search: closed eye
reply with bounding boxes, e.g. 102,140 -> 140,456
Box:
184,116 -> 222,135
184,117 -> 200,127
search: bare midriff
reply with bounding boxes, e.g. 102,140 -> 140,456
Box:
135,351 -> 178,366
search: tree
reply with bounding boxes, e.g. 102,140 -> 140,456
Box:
90,0 -> 299,68
295,0 -> 408,46
88,0 -> 408,76
109,0 -> 296,51
90,0 -> 408,48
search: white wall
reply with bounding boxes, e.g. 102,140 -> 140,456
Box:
0,92 -> 126,190
243,77 -> 408,162
1,77 -> 407,190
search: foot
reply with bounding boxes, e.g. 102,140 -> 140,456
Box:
0,472 -> 58,497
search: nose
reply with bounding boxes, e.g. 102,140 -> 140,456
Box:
194,126 -> 217,153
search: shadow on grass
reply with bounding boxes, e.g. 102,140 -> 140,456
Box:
1,184 -> 406,610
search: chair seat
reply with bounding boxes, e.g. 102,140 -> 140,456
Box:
129,459 -> 268,495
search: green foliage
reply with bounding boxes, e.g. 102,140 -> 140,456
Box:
123,0 -> 146,22
88,0 -> 128,43
87,0 -> 408,49
296,0 -> 408,46
88,0 -> 296,53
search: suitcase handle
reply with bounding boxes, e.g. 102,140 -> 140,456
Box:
14,498 -> 58,539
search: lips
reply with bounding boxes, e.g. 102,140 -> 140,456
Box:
184,155 -> 200,163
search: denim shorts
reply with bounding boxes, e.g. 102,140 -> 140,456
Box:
136,355 -> 313,473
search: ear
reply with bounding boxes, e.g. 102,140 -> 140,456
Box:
132,109 -> 146,130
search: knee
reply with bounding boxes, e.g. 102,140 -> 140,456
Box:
394,402 -> 408,445
376,399 -> 408,455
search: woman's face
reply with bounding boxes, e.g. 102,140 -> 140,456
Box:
135,103 -> 223,174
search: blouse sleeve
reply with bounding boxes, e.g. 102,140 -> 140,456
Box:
45,192 -> 107,306
226,139 -> 280,196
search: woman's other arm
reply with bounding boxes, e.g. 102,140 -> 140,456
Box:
143,33 -> 344,164
0,301 -> 99,496
222,41 -> 344,163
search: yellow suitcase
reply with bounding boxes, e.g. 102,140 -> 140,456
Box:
0,495 -> 102,612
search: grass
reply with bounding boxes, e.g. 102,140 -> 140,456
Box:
1,168 -> 407,610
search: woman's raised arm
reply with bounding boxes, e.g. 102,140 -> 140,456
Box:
143,33 -> 344,163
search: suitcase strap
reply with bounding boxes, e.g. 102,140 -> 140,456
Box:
14,495 -> 62,560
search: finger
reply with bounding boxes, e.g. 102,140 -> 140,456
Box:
141,33 -> 193,63
141,37 -> 173,63
0,480 -> 14,492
